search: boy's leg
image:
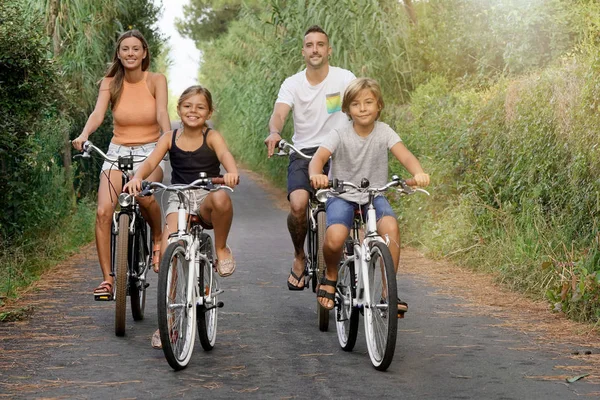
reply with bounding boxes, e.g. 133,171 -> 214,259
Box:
317,197 -> 353,310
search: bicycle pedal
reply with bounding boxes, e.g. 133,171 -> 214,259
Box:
216,301 -> 224,308
144,283 -> 150,289
94,294 -> 113,301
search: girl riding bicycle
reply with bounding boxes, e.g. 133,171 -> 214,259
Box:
124,85 -> 239,277
71,30 -> 170,300
308,77 -> 430,314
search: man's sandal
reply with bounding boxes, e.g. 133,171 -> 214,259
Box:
316,276 -> 337,310
94,281 -> 113,301
287,264 -> 307,291
152,242 -> 161,273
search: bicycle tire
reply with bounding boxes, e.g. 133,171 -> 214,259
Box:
130,221 -> 150,321
157,241 -> 196,370
316,210 -> 329,331
364,241 -> 398,371
196,233 -> 218,351
335,257 -> 359,351
307,207 -> 318,293
114,213 -> 129,337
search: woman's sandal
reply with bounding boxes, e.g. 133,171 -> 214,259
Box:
316,276 -> 337,310
152,242 -> 161,273
93,281 -> 113,301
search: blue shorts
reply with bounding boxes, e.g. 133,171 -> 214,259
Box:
325,196 -> 397,230
287,146 -> 329,199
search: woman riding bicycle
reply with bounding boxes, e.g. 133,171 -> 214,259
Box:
71,29 -> 170,299
308,77 -> 430,314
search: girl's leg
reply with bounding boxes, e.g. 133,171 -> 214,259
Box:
95,170 -> 123,290
198,190 -> 233,262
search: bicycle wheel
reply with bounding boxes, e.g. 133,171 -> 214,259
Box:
196,233 -> 218,351
335,256 -> 359,351
316,210 -> 330,331
130,221 -> 150,321
114,213 -> 130,337
157,241 -> 196,370
364,241 -> 398,371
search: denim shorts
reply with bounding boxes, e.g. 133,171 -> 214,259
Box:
100,141 -> 165,174
287,146 -> 330,199
325,195 -> 397,229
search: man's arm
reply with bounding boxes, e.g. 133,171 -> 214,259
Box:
265,102 -> 291,158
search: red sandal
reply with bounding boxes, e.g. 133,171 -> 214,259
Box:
93,281 -> 113,301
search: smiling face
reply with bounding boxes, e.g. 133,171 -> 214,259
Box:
301,31 -> 331,69
177,93 -> 213,129
348,89 -> 380,129
117,37 -> 146,70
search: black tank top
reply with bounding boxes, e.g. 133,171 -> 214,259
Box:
169,128 -> 221,184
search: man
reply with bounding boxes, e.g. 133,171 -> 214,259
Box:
265,25 -> 356,290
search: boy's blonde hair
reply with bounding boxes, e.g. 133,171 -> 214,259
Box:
341,77 -> 385,119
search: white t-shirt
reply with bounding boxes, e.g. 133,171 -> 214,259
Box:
275,66 -> 356,150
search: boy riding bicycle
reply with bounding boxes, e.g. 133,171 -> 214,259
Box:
308,77 -> 430,315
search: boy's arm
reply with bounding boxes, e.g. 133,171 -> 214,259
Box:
309,147 -> 332,189
390,142 -> 430,187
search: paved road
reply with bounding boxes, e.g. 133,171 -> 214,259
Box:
1,170 -> 599,399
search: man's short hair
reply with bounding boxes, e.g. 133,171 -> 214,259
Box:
304,25 -> 329,41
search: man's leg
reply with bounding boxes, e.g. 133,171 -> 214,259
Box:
287,189 -> 310,288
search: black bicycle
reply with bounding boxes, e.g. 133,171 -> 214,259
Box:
76,141 -> 152,336
275,140 -> 329,331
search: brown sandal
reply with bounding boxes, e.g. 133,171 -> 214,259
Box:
93,281 -> 113,301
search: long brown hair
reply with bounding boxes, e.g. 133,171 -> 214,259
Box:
105,30 -> 150,109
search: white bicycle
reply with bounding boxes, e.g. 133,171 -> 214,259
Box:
317,176 -> 428,371
143,175 -> 232,370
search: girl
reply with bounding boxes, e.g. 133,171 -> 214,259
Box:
72,30 -> 170,299
124,85 -> 239,277
308,77 -> 430,315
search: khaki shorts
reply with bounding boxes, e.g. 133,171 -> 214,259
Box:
165,188 -> 210,216
100,141 -> 165,174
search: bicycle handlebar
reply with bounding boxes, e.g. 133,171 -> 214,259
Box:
316,175 -> 430,200
140,176 -> 233,196
75,140 -> 148,164
274,139 -> 312,160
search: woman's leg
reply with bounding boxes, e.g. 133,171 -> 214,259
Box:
137,166 -> 164,270
95,169 -> 123,289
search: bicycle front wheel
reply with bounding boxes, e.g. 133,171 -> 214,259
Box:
197,233 -> 218,351
130,221 -> 150,321
335,257 -> 358,351
114,213 -> 130,337
364,241 -> 398,371
157,241 -> 196,370
316,210 -> 330,331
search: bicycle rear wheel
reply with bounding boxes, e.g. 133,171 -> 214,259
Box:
114,213 -> 129,337
316,210 -> 330,331
197,233 -> 218,351
130,221 -> 150,321
157,241 -> 196,370
335,256 -> 358,351
364,241 -> 398,371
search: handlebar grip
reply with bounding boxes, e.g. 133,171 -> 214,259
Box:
211,177 -> 225,185
405,178 -> 417,187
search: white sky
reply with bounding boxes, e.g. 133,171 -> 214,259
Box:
157,0 -> 201,97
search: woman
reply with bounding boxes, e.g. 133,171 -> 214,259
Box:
72,29 -> 170,300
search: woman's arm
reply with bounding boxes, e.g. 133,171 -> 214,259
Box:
390,142 -> 430,187
207,130 -> 239,187
152,73 -> 171,134
72,78 -> 111,150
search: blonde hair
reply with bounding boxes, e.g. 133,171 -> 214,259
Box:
177,85 -> 214,127
105,30 -> 150,110
341,77 -> 384,120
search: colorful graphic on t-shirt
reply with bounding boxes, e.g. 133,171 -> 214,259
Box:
326,92 -> 342,114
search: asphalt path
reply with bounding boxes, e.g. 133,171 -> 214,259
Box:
0,169 -> 599,399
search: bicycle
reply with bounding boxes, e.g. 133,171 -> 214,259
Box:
142,175 -> 231,371
275,139 -> 329,331
75,141 -> 152,337
316,175 -> 429,371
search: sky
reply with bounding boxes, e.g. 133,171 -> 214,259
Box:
157,0 -> 201,97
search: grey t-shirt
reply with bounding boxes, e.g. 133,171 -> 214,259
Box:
320,121 -> 402,204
